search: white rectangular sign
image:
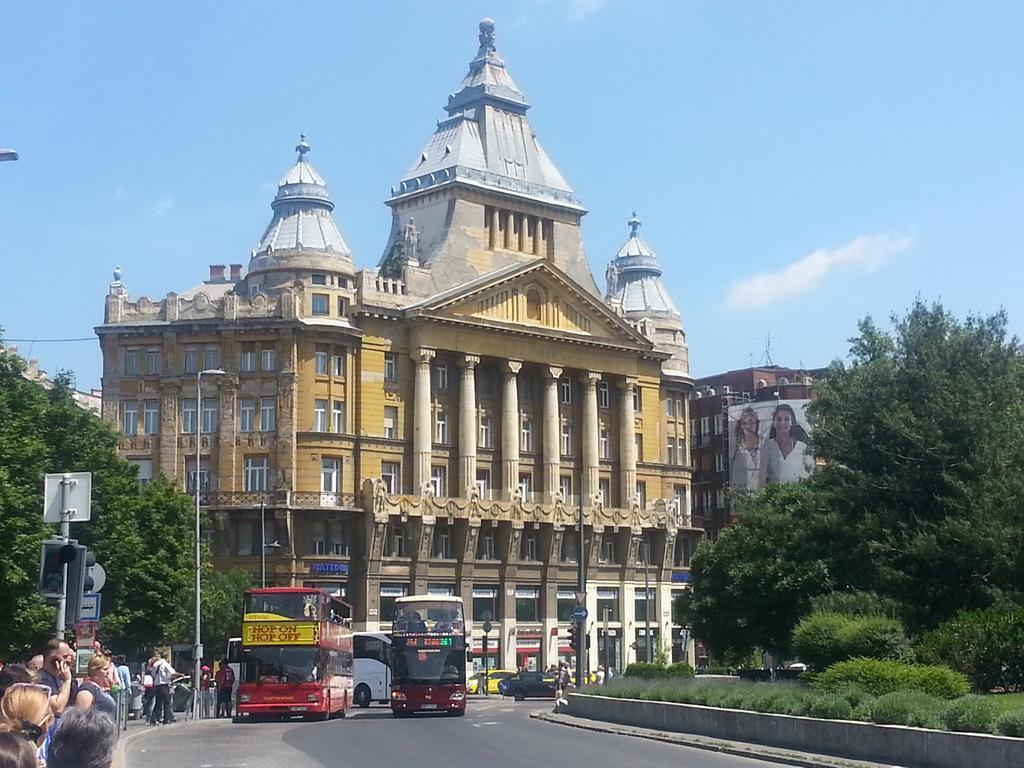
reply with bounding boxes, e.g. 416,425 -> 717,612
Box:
43,473 -> 92,523
79,594 -> 101,622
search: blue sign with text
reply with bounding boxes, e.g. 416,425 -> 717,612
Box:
310,562 -> 348,575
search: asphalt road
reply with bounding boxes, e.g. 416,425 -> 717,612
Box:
125,698 -> 792,768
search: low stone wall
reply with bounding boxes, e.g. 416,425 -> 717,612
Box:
566,693 -> 1024,768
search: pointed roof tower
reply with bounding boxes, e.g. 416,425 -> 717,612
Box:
605,213 -> 689,377
247,135 -> 354,284
379,19 -> 598,298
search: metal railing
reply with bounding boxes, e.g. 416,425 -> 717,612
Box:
198,490 -> 359,509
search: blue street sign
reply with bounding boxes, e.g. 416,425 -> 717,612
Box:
309,562 -> 348,574
572,606 -> 588,622
79,593 -> 101,622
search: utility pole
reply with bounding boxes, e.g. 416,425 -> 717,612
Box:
575,491 -> 586,686
55,475 -> 72,636
643,538 -> 652,663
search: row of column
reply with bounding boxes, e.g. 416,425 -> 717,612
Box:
411,348 -> 639,506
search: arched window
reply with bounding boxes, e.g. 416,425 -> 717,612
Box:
526,289 -> 543,321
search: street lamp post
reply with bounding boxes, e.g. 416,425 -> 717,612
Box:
194,368 -> 225,719
260,501 -> 281,588
633,534 -> 653,664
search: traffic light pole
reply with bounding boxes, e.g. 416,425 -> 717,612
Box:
54,475 -> 72,637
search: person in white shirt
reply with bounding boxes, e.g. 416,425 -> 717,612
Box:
150,652 -> 176,725
730,407 -> 765,492
764,404 -> 815,483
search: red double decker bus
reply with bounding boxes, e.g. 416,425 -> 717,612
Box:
235,587 -> 353,721
390,595 -> 467,717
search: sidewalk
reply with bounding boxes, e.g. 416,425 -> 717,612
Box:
532,710 -> 897,768
112,715 -> 192,768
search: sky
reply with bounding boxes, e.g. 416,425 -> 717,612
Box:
1,1 -> 1022,390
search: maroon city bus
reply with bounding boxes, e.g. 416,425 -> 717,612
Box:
390,595 -> 467,717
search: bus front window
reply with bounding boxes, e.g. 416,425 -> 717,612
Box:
241,647 -> 319,684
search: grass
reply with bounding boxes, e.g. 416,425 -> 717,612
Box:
987,692 -> 1024,712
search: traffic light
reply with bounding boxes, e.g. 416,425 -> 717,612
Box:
569,624 -> 579,652
39,539 -> 76,599
65,545 -> 96,626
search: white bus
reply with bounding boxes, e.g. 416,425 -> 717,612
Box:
353,631 -> 392,707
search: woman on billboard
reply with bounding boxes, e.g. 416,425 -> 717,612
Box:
730,407 -> 765,491
764,403 -> 815,483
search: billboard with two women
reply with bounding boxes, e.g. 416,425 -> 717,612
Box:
727,399 -> 815,494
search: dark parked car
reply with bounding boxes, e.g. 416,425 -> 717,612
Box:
500,672 -> 557,701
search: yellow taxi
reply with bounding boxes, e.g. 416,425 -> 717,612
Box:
468,669 -> 517,695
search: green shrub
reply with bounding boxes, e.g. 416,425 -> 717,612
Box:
836,684 -> 873,708
806,693 -> 854,720
812,658 -> 969,699
941,695 -> 998,734
666,663 -> 696,679
792,612 -> 911,671
868,691 -> 944,726
917,604 -> 1024,692
811,590 -> 904,618
994,708 -> 1024,737
624,662 -> 695,680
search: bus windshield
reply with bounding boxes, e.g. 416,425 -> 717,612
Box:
240,647 -> 319,684
393,600 -> 464,633
244,592 -> 320,621
392,643 -> 465,686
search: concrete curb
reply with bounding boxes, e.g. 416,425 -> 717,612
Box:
531,711 -> 891,768
112,719 -> 192,768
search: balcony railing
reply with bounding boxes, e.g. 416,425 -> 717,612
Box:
198,490 -> 359,509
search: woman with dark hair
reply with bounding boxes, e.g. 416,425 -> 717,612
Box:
0,732 -> 38,768
729,407 -> 765,492
764,403 -> 815,483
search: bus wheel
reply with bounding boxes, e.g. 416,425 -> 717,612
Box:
354,684 -> 372,708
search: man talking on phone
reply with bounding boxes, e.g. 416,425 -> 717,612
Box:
38,639 -> 76,717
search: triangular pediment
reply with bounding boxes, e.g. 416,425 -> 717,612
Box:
405,261 -> 652,348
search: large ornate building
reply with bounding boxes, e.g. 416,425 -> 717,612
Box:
97,20 -> 700,673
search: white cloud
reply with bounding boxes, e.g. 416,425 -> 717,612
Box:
153,196 -> 175,216
724,233 -> 913,311
566,0 -> 611,23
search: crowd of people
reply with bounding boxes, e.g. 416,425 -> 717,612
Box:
0,638 -> 120,768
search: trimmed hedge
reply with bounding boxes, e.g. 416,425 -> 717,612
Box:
941,695 -> 998,733
811,658 -> 970,699
917,604 -> 1024,692
995,708 -> 1024,737
623,662 -> 695,679
791,611 -> 911,671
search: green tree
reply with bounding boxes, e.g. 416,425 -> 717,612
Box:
201,567 -> 253,659
0,342 -> 200,657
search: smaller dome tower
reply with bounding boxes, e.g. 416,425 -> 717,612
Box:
605,213 -> 689,376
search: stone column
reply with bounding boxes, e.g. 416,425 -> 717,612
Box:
412,347 -> 435,494
619,376 -> 638,506
542,366 -> 562,503
581,372 -> 600,503
458,354 -> 480,497
501,360 -> 522,499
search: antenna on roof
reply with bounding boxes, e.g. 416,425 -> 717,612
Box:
763,333 -> 775,367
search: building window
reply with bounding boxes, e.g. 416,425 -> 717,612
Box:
313,399 -> 328,432
261,347 -> 276,372
244,456 -> 268,491
434,363 -> 449,390
674,485 -> 686,512
598,381 -> 610,409
560,376 -> 572,404
599,426 -> 609,459
472,586 -> 499,622
633,388 -> 641,413
240,346 -> 257,373
598,478 -> 610,506
667,438 -> 677,465
675,537 -> 694,567
129,459 -> 153,488
521,417 -> 533,452
556,589 -> 576,622
201,398 -> 218,433
475,470 -> 490,499
561,421 -> 572,456
381,462 -> 400,494
479,414 -> 491,448
634,588 -> 655,627
597,588 -> 619,622
181,398 -> 197,433
321,458 -> 340,493
715,452 -> 724,472
332,400 -> 345,433
315,346 -> 329,375
121,400 -> 138,435
434,525 -> 453,559
387,522 -> 407,557
430,465 -> 447,497
311,293 -> 329,315
666,398 -> 675,417
203,347 -> 220,371
332,351 -> 345,377
716,488 -> 726,509
312,519 -> 327,555
311,273 -> 327,286
380,584 -> 408,622
384,353 -> 397,382
142,399 -> 159,435
561,531 -> 579,563
521,531 -> 539,561
600,534 -> 617,563
518,473 -> 532,500
384,406 -> 398,439
337,296 -> 348,316
183,349 -> 199,375
478,529 -> 496,560
636,481 -> 647,508
260,398 -> 276,432
144,349 -> 160,376
515,587 -> 540,622
635,433 -> 643,462
186,458 -> 210,494
714,414 -> 725,435
239,399 -> 255,432
124,349 -> 140,376
559,475 -> 572,502
700,416 -> 710,435
435,410 -> 447,444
